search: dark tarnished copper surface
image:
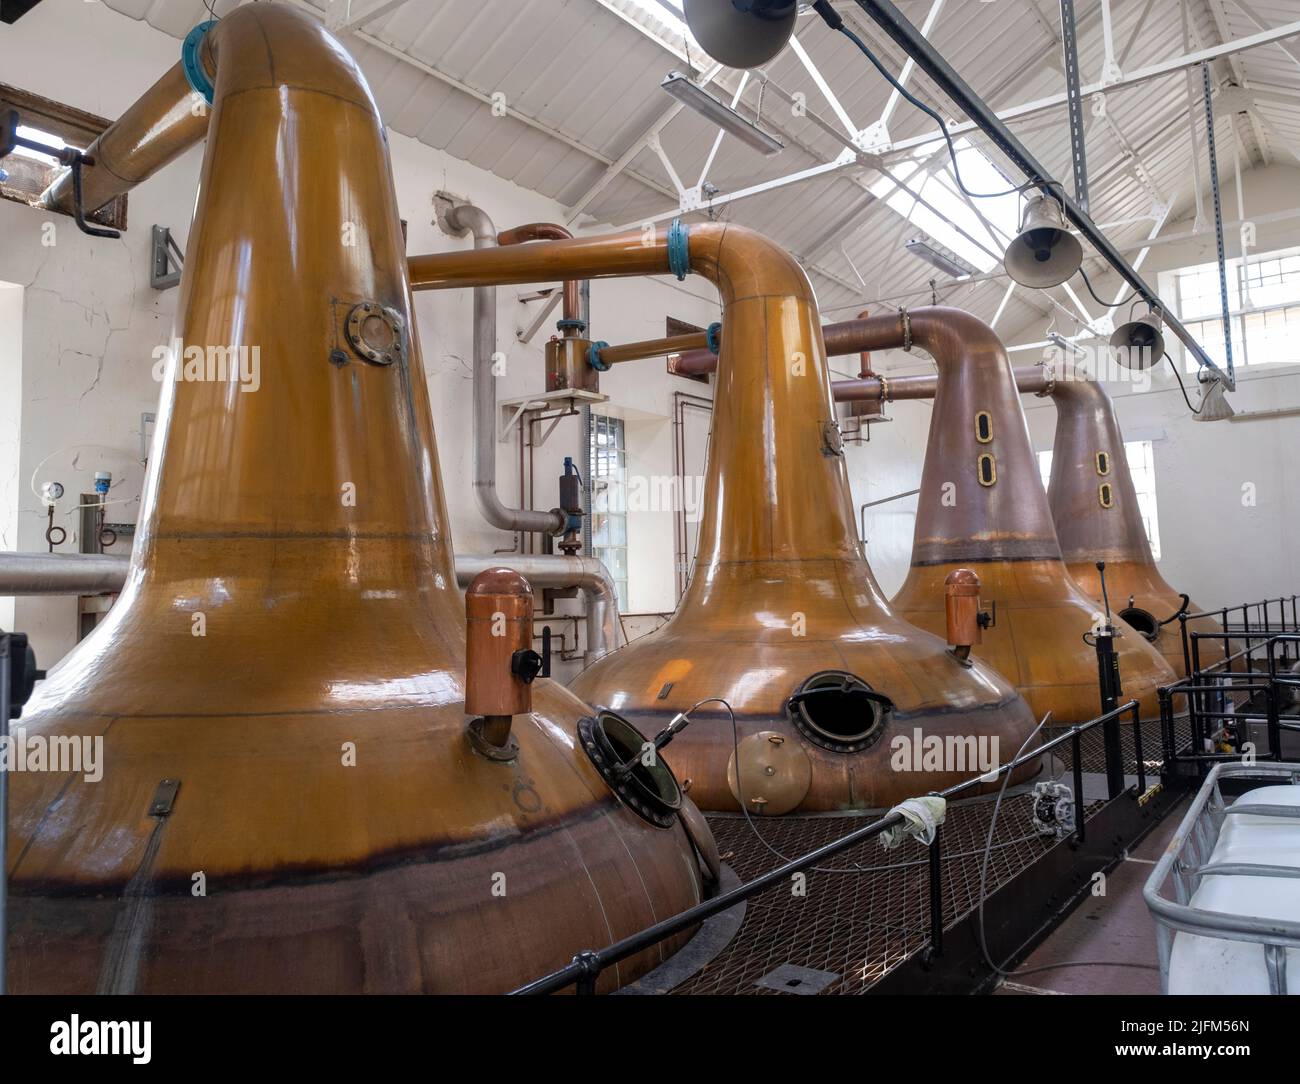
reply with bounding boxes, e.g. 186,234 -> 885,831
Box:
1046,363 -> 1224,673
7,4 -> 704,995
854,309 -> 1179,724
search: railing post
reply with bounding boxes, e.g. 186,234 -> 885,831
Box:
927,825 -> 944,960
1158,685 -> 1173,773
1132,701 -> 1147,794
1071,729 -> 1086,845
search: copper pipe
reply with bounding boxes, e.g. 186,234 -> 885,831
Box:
497,222 -> 585,335
10,5 -> 704,996
855,308 -> 873,378
41,58 -> 211,215
600,331 -> 709,365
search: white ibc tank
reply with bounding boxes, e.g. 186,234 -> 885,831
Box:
1168,784 -> 1300,995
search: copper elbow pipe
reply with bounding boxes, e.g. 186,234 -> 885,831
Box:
410,221 -> 855,563
42,54 -> 212,216
497,222 -> 585,334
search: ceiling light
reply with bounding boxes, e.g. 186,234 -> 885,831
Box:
1003,195 -> 1083,288
904,237 -> 974,278
1047,332 -> 1087,357
1195,378 -> 1235,422
660,72 -> 784,156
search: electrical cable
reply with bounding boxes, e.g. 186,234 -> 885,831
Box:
974,715 -> 1159,978
1164,352 -> 1203,415
1078,265 -> 1138,310
813,3 -> 1024,200
673,702 -> 1155,976
682,699 -> 1042,876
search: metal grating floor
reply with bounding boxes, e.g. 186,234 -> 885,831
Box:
674,789 -> 1103,995
670,717 -> 1190,998
670,719 -> 1184,995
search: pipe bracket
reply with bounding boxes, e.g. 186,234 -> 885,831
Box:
181,21 -> 218,106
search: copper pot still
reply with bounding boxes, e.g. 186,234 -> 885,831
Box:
6,4 -> 710,995
405,223 -> 1041,817
872,309 -> 1178,724
1044,362 -> 1225,673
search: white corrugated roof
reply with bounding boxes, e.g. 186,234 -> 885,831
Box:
97,0 -> 1300,343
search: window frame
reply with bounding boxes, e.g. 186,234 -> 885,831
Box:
0,83 -> 128,231
1165,246 -> 1300,373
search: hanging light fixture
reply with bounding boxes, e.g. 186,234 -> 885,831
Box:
1108,312 -> 1165,370
660,71 -> 784,155
1003,195 -> 1083,288
682,0 -> 798,69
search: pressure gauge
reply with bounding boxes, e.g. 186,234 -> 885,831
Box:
41,481 -> 64,504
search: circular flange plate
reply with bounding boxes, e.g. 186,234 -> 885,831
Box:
345,302 -> 405,366
727,730 -> 812,817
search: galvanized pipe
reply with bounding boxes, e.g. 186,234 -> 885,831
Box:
0,549 -> 618,666
445,203 -> 566,538
0,553 -> 130,595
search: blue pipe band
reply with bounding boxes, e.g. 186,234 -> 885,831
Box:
588,341 -> 611,372
182,21 -> 218,106
667,218 -> 690,281
706,321 -> 722,355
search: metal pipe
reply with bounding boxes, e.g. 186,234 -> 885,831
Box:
599,331 -> 709,366
0,553 -> 129,595
444,203 -> 567,538
455,554 -> 621,667
496,223 -> 585,335
41,59 -> 211,216
0,549 -> 620,667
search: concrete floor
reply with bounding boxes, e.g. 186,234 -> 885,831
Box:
993,797 -> 1187,995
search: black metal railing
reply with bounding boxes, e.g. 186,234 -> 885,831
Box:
1178,594 -> 1300,677
512,698 -> 1147,996
1160,627 -> 1300,771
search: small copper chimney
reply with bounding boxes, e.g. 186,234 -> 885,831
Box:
465,568 -> 542,754
944,568 -> 984,665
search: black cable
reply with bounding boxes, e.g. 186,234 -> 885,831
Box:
1078,265 -> 1138,310
688,699 -> 1042,875
1164,352 -> 1203,415
813,3 -> 1023,200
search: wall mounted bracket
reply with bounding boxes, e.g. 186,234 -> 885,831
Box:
151,226 -> 184,290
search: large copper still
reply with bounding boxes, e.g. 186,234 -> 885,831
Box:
855,309 -> 1178,724
408,225 -> 1041,815
7,5 -> 708,994
1043,362 -> 1225,673
654,323 -> 1225,677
